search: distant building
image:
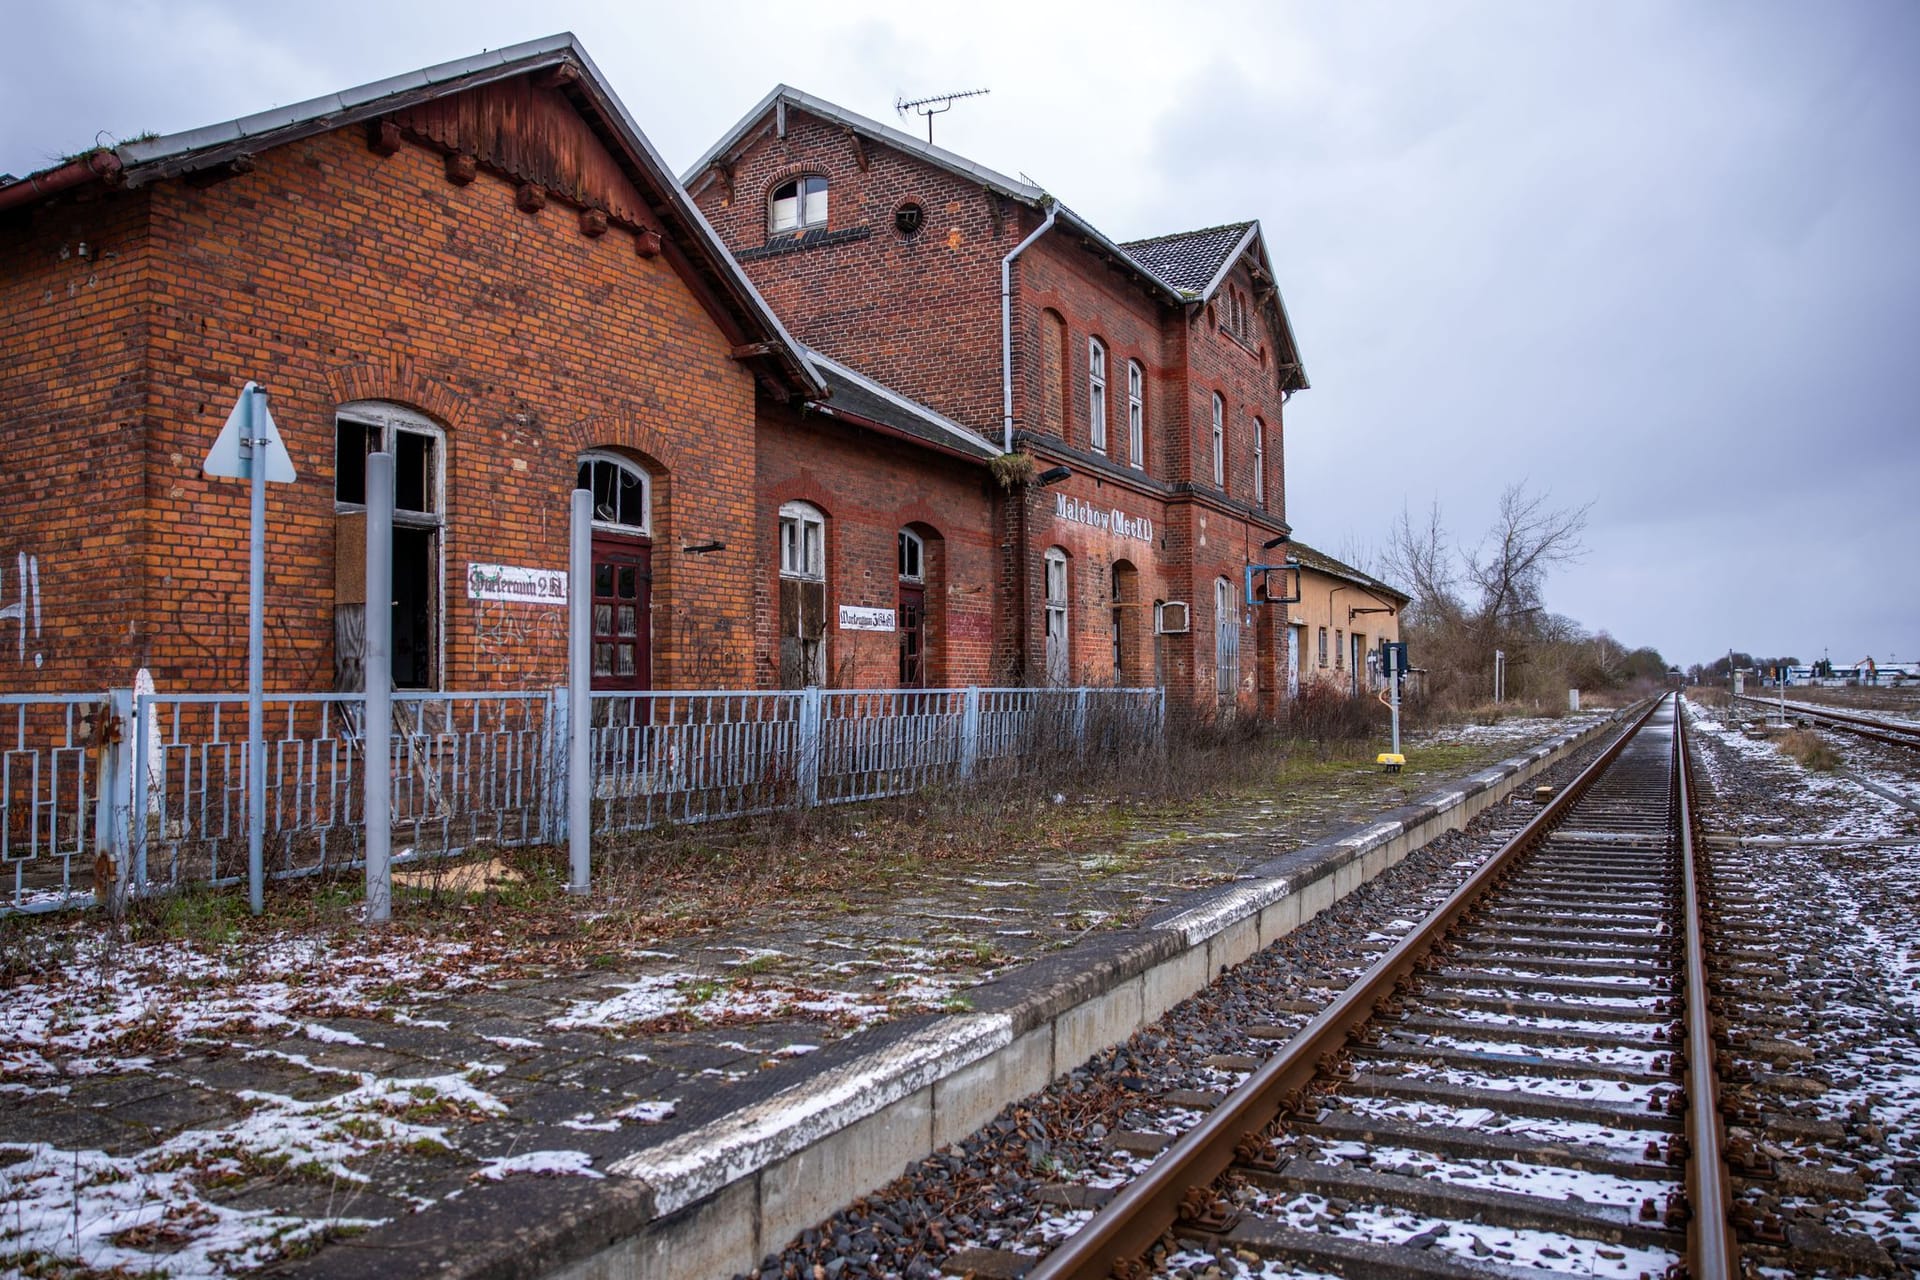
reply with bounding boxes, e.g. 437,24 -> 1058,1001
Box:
1279,544 -> 1409,698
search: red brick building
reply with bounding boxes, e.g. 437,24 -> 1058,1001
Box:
686,88 -> 1310,710
0,37 -> 824,697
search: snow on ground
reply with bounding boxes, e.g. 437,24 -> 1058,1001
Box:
1411,712 -> 1601,749
473,1150 -> 602,1181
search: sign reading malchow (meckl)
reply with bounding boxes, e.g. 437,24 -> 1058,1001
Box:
1055,492 -> 1153,543
838,605 -> 896,632
467,563 -> 567,604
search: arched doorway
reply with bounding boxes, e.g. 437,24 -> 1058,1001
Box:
578,451 -> 653,691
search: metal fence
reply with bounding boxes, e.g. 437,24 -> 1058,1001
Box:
1,683 -> 1163,914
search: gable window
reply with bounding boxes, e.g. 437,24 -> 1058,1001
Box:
1126,360 -> 1144,470
1044,547 -> 1070,686
770,175 -> 828,233
1211,393 -> 1225,488
335,401 -> 444,691
1252,417 -> 1265,505
1088,338 -> 1108,454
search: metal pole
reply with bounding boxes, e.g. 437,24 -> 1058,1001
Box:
1390,656 -> 1401,757
364,452 -> 394,924
567,489 -> 592,894
245,385 -> 267,916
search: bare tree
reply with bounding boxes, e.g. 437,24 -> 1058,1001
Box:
1464,483 -> 1592,628
1382,500 -> 1461,628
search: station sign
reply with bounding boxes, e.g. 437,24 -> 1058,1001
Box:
1054,492 -> 1152,543
839,605 -> 896,632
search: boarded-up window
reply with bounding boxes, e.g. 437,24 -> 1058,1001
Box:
1040,309 -> 1066,437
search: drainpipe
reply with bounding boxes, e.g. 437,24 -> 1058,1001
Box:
1000,202 -> 1058,454
1000,201 -> 1057,683
0,151 -> 123,215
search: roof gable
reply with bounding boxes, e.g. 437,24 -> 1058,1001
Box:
1,35 -> 822,398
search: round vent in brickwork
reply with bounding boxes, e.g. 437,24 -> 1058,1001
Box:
893,201 -> 925,237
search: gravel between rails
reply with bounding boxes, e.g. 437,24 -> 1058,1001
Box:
734,731 -> 1624,1280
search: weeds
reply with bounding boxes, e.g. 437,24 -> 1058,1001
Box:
1779,729 -> 1841,772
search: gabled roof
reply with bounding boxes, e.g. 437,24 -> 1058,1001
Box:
1288,542 -> 1410,606
0,34 -> 823,398
687,86 -> 1307,391
802,347 -> 998,462
1122,222 -> 1255,295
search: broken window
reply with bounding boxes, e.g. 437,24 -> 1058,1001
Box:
333,402 -> 444,691
779,501 -> 827,687
578,452 -> 651,532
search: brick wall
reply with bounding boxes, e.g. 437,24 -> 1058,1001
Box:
754,402 -> 999,688
1,86 -> 767,695
0,191 -> 154,691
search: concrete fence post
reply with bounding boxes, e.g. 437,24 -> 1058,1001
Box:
959,686 -> 981,779
798,686 -> 822,808
364,451 -> 394,925
567,489 -> 592,895
546,686 -> 569,844
1073,687 -> 1089,755
97,687 -> 134,916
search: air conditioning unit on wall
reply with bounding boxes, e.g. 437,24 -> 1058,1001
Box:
1155,601 -> 1191,634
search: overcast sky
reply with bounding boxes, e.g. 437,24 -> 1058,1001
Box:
5,0 -> 1915,669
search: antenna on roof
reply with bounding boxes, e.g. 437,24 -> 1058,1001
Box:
894,88 -> 990,145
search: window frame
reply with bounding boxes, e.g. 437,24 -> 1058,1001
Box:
1043,547 -> 1070,686
897,528 -> 924,583
769,175 -> 829,234
1210,393 -> 1225,489
334,401 -> 445,527
577,450 -> 652,536
1252,417 -> 1265,505
1088,338 -> 1108,455
1126,359 -> 1145,470
779,500 -> 826,581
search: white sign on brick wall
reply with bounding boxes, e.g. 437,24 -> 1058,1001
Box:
467,563 -> 567,604
838,605 -> 896,632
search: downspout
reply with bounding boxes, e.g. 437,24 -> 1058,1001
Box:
1000,201 -> 1057,683
1000,201 -> 1058,454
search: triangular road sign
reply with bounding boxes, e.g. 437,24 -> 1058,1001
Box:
204,382 -> 296,483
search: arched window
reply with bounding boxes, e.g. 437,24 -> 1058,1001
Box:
577,451 -> 651,534
1088,338 -> 1108,454
1252,417 -> 1265,505
1210,393 -> 1226,489
770,175 -> 828,233
779,501 -> 826,580
1126,360 -> 1145,471
1044,547 -> 1070,686
1215,575 -> 1240,698
897,529 -> 924,583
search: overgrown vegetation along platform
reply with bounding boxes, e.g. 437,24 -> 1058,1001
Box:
0,710 -> 1609,1279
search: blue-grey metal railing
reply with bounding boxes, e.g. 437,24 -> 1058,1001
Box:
0,683 -> 1163,913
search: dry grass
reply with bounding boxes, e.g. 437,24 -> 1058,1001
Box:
1778,728 -> 1842,772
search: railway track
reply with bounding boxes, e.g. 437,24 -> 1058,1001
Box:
1027,694 -> 1740,1279
1731,693 -> 1920,753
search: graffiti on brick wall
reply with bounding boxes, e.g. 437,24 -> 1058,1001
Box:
674,610 -> 739,688
0,552 -> 44,668
472,599 -> 565,687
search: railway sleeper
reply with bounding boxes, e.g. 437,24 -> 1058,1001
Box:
1342,1073 -> 1681,1130
1219,1215 -> 1599,1280
1421,967 -> 1666,1000
1355,1039 -> 1669,1085
1284,1111 -> 1669,1181
1423,991 -> 1670,1022
1389,1013 -> 1670,1051
1242,1156 -> 1683,1249
1443,944 -> 1676,972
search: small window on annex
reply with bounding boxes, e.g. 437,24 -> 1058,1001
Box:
770,175 -> 828,233
578,452 -> 651,533
334,401 -> 444,692
779,501 -> 828,687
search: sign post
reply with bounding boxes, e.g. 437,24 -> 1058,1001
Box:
364,453 -> 394,924
203,382 -> 296,915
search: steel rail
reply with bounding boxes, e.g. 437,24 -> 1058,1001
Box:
1026,695 -> 1667,1280
1677,701 -> 1740,1279
1732,693 -> 1920,752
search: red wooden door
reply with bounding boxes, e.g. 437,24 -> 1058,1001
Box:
897,584 -> 926,688
591,534 -> 651,691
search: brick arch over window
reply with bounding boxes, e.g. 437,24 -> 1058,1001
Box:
325,357 -> 466,432
557,416 -> 683,480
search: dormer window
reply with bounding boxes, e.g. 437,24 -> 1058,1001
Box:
771,176 -> 828,233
